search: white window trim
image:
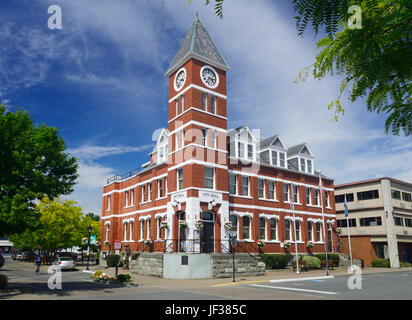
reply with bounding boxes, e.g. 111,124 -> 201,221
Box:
258,179 -> 266,199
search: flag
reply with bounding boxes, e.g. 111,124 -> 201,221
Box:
290,186 -> 294,210
344,194 -> 349,217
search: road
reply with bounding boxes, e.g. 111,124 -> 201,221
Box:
1,258 -> 412,300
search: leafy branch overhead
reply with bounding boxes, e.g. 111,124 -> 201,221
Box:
196,0 -> 412,136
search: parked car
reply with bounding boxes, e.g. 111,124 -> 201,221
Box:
16,251 -> 35,262
51,257 -> 76,271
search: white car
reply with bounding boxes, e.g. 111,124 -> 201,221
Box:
51,257 -> 76,271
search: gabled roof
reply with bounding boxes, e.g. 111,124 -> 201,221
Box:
166,16 -> 230,76
260,135 -> 287,150
287,143 -> 314,157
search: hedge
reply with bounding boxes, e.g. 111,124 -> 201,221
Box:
302,256 -> 321,270
261,254 -> 289,269
313,253 -> 340,266
400,262 -> 411,268
105,255 -> 120,267
372,259 -> 390,268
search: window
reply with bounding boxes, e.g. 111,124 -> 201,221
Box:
357,190 -> 379,201
405,218 -> 412,228
300,158 -> 306,172
105,223 -> 110,242
394,216 -> 404,227
141,185 -> 146,202
283,183 -> 290,202
337,219 -> 357,227
158,146 -> 164,162
157,218 -> 162,239
402,192 -> 412,202
325,191 -> 330,207
285,219 -> 291,241
259,218 -> 266,240
241,176 -> 249,196
201,92 -> 207,111
238,142 -> 245,158
314,189 -> 320,206
129,221 -> 133,241
270,219 -> 277,240
247,144 -> 253,160
229,215 -> 238,234
107,195 -> 111,211
271,150 -> 278,166
359,217 -> 382,227
181,94 -> 185,112
268,181 -> 276,200
204,167 -> 214,189
147,218 -> 151,239
258,179 -> 265,199
165,177 -> 168,195
307,221 -> 313,241
211,95 -> 216,114
177,168 -> 183,190
229,174 -> 237,195
306,188 -> 311,205
292,185 -> 299,203
243,216 -> 250,240
124,222 -> 128,241
125,191 -> 129,207
148,183 -> 152,201
392,190 -> 401,200
201,129 -> 207,146
140,220 -> 145,240
209,129 -> 216,148
130,189 -> 134,205
295,220 -> 301,241
316,222 -> 322,242
158,179 -> 163,198
327,223 -> 333,252
335,193 -> 354,203
279,153 -> 286,167
307,160 -> 313,173
175,98 -> 179,115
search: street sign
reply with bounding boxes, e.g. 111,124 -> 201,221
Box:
90,235 -> 96,245
114,240 -> 122,250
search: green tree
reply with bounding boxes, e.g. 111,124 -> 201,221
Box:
10,196 -> 84,256
198,0 -> 412,136
79,213 -> 101,252
0,106 -> 78,236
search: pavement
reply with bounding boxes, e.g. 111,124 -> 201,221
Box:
2,258 -> 412,300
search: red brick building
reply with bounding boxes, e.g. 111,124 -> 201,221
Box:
100,17 -> 337,257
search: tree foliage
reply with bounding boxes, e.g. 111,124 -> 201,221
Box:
9,197 -> 101,254
0,106 -> 78,236
196,0 -> 412,136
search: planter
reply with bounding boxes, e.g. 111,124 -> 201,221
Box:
179,221 -> 188,229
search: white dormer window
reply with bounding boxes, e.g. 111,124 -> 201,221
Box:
271,150 -> 286,168
299,158 -> 314,174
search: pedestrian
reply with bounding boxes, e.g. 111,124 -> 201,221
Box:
34,256 -> 41,273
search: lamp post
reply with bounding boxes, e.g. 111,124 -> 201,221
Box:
86,224 -> 92,271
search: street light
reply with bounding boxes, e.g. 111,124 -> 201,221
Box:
86,224 -> 92,271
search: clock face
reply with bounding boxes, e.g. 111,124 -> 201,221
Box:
200,65 -> 219,89
174,68 -> 186,91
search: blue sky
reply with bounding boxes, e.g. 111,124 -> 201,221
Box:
1,0 -> 411,215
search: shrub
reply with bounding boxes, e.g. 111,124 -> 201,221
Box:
314,253 -> 340,266
105,254 -> 120,267
400,262 -> 411,268
117,274 -> 132,283
0,275 -> 7,289
302,256 -> 321,270
261,254 -> 289,269
372,259 -> 390,268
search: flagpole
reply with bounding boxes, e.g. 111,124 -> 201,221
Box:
291,185 -> 299,274
345,194 -> 354,271
319,171 -> 329,276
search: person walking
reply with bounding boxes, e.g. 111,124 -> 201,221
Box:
34,256 -> 41,273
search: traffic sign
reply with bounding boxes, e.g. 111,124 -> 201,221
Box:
114,240 -> 122,250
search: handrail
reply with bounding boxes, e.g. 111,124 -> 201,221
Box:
107,167 -> 141,184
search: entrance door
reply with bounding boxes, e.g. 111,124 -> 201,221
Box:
201,211 -> 214,253
403,248 -> 410,263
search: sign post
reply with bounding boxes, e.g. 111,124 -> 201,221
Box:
114,240 -> 122,280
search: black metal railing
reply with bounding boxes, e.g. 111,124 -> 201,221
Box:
161,239 -> 233,254
107,167 -> 141,184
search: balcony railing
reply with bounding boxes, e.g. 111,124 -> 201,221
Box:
106,167 -> 141,184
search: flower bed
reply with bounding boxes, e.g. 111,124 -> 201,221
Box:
91,271 -> 132,284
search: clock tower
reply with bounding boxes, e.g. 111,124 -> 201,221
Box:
165,16 -> 231,253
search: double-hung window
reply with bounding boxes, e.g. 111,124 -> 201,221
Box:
295,220 -> 301,241
201,129 -> 207,146
316,222 -> 322,242
158,179 -> 163,198
130,189 -> 134,206
238,142 -> 244,158
268,181 -> 275,200
270,219 -> 277,240
175,98 -> 179,116
148,183 -> 152,201
283,183 -> 290,202
308,221 -> 313,241
201,92 -> 207,111
181,94 -> 185,112
259,218 -> 266,240
247,144 -> 253,160
125,191 -> 129,207
271,150 -> 278,166
141,185 -> 146,203
211,95 -> 216,114
177,168 -> 183,190
279,153 -> 286,167
229,174 -> 237,195
285,219 -> 291,241
314,189 -> 320,206
243,216 -> 250,240
306,188 -> 311,205
241,176 -> 249,196
292,185 -> 299,203
258,179 -> 265,199
204,167 -> 214,189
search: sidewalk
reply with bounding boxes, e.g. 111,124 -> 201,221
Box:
77,264 -> 412,288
